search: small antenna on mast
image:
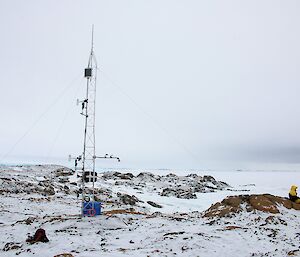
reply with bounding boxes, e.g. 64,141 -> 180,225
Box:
91,24 -> 94,53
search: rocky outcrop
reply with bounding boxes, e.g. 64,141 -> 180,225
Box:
102,171 -> 230,199
203,194 -> 300,218
26,229 -> 49,244
54,168 -> 74,177
118,193 -> 140,205
3,242 -> 22,251
54,254 -> 74,257
160,188 -> 197,199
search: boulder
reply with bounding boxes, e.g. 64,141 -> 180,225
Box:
119,194 -> 139,205
26,229 -> 49,244
147,201 -> 163,208
118,173 -> 134,180
55,168 -> 74,177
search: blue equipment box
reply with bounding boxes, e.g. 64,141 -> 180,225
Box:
83,201 -> 102,216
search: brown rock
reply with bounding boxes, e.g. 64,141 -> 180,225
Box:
249,195 -> 279,214
288,250 -> 300,256
26,229 -> 49,244
223,225 -> 242,230
203,194 -> 300,219
223,196 -> 242,207
263,194 -> 292,209
292,202 -> 300,210
54,254 -> 74,257
203,202 -> 240,218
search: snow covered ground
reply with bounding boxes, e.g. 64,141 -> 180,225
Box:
1,165 -> 300,257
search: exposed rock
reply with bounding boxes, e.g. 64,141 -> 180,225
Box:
264,216 -> 287,226
223,196 -> 242,208
163,231 -> 185,237
3,242 -> 22,251
147,201 -> 163,208
102,171 -> 134,180
202,175 -> 216,182
204,202 -> 241,218
288,250 -> 300,256
264,194 -> 292,209
223,225 -> 242,230
137,172 -> 158,182
292,202 -> 300,210
118,194 -> 139,205
118,173 -> 134,180
54,254 -> 74,257
160,188 -> 197,199
44,186 -> 55,195
26,229 -> 49,244
186,173 -> 200,179
15,217 -> 36,225
54,168 -> 74,177
59,177 -> 69,183
249,195 -> 279,214
204,194 -> 300,218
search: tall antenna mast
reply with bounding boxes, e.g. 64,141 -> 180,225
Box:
70,26 -> 120,217
80,25 -> 98,216
82,24 -> 97,192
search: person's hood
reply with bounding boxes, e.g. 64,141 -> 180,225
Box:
291,185 -> 298,191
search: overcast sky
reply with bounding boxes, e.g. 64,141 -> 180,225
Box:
1,0 -> 300,170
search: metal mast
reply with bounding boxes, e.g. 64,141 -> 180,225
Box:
69,26 -> 120,217
81,25 -> 97,212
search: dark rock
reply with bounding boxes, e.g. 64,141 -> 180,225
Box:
186,174 -> 199,179
113,172 -> 122,177
3,242 -> 22,251
160,188 -> 197,199
118,173 -> 134,180
119,194 -> 139,205
194,183 -> 206,193
25,217 -> 36,225
203,175 -> 216,182
54,254 -> 74,257
55,168 -> 74,177
26,229 -> 49,244
164,231 -> 185,237
44,186 -> 55,195
147,201 -> 163,208
59,177 -> 69,183
137,172 -> 158,182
